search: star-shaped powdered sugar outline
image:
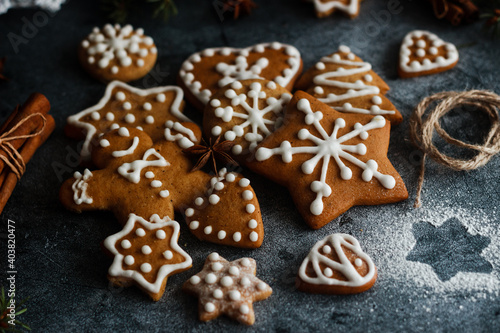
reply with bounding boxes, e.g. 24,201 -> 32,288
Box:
67,80 -> 190,160
183,252 -> 272,325
406,218 -> 492,282
103,213 -> 192,295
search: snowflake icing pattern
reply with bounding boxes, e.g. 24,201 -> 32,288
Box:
214,81 -> 291,154
216,56 -> 269,88
256,98 -> 396,215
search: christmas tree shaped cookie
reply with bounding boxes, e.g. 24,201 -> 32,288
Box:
247,91 -> 408,229
297,233 -> 377,294
295,45 -> 403,125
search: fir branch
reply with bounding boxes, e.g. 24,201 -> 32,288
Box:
0,287 -> 30,333
101,0 -> 177,23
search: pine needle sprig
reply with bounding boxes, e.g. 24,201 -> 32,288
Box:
0,287 -> 30,333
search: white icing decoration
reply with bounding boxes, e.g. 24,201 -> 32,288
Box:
145,171 -> 154,179
205,273 -> 217,284
249,232 -> 259,242
209,252 -> 220,261
141,245 -> 152,255
246,204 -> 255,214
229,290 -> 241,301
205,302 -> 215,312
112,136 -> 139,158
150,180 -> 162,188
164,120 -> 197,149
238,178 -> 250,187
136,228 -> 146,237
212,262 -> 223,271
204,226 -> 212,234
213,289 -> 223,299
229,266 -> 240,276
143,102 -> 152,110
255,98 -> 396,215
124,255 -> 134,265
185,208 -> 194,217
83,24 -> 155,73
189,221 -> 199,230
240,258 -> 250,267
159,190 -> 169,198
240,304 -> 250,314
72,169 -> 93,205
145,115 -> 154,124
67,81 -> 190,160
399,30 -> 458,73
248,219 -> 257,229
208,194 -> 220,205
190,276 -> 201,284
233,232 -> 242,242
179,42 -> 301,105
118,127 -> 129,137
118,148 -> 169,183
312,46 -> 395,116
242,190 -> 253,201
220,276 -> 233,287
311,0 -> 358,16
217,230 -> 226,239
156,230 -> 166,239
121,239 -> 131,249
103,213 -> 192,294
100,139 -> 110,147
163,250 -> 173,260
214,82 -> 291,153
298,233 -> 376,287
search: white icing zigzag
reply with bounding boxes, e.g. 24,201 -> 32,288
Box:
312,0 -> 359,16
210,80 -> 292,155
104,213 -> 192,294
179,42 -> 301,105
67,81 -> 190,160
255,98 -> 396,216
118,148 -> 170,184
299,233 -> 376,287
313,45 -> 395,116
72,169 -> 93,205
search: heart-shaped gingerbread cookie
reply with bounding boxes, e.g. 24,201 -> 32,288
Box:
178,42 -> 302,111
398,30 -> 458,78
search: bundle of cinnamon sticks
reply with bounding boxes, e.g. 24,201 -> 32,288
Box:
0,93 -> 55,215
427,0 -> 479,25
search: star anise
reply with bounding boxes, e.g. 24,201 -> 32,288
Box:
223,0 -> 257,19
0,58 -> 8,81
182,136 -> 238,176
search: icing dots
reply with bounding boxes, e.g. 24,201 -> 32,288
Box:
399,30 -> 458,76
182,254 -> 272,325
211,81 -> 291,155
179,42 -> 301,105
83,24 -> 155,74
72,169 -> 93,205
103,214 -> 192,297
67,81 -> 190,161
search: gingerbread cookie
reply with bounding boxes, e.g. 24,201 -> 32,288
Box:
79,24 -> 157,82
103,213 -> 192,301
61,127 -> 265,248
295,45 -> 403,125
178,42 -> 302,111
203,79 -> 292,162
307,0 -> 361,18
66,80 -> 190,160
184,168 -> 264,248
247,91 -> 408,229
398,30 -> 459,78
297,233 -> 377,294
183,253 -> 272,325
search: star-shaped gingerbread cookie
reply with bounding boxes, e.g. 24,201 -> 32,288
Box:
66,80 -> 190,160
247,91 -> 408,229
103,213 -> 192,301
183,252 -> 272,325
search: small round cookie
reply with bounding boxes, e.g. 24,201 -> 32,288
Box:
79,24 -> 158,82
203,79 -> 292,162
297,233 -> 377,294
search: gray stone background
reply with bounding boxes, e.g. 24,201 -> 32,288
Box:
1,0 -> 499,332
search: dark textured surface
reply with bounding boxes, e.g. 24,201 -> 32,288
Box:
1,0 -> 500,332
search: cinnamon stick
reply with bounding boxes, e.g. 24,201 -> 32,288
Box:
0,114 -> 55,215
446,3 -> 464,26
0,93 -> 50,176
